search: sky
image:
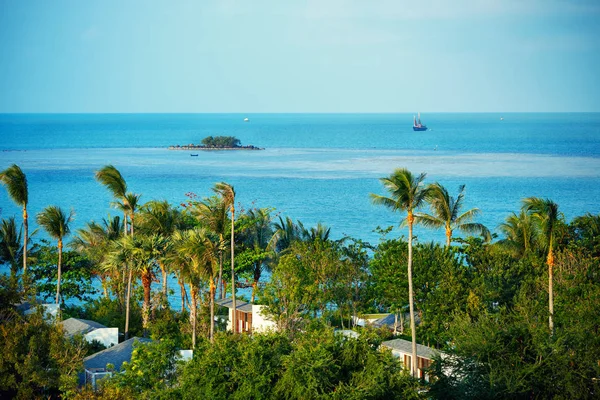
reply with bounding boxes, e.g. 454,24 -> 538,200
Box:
0,0 -> 599,113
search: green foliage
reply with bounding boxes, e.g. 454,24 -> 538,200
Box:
103,339 -> 180,398
200,136 -> 242,148
30,241 -> 98,303
0,310 -> 86,399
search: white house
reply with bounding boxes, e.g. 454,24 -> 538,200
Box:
380,338 -> 441,381
60,318 -> 119,348
215,298 -> 277,333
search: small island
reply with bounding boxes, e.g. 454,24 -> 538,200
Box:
169,136 -> 263,151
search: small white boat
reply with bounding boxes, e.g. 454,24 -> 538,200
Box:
243,117 -> 249,122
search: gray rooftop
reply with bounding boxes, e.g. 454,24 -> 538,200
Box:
84,337 -> 152,371
381,338 -> 440,360
215,297 -> 253,313
61,318 -> 107,336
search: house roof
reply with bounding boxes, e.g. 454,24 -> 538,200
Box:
372,312 -> 421,328
215,297 -> 253,313
61,318 -> 107,336
84,337 -> 152,371
381,339 -> 440,360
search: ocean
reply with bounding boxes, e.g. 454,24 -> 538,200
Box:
1,113 -> 599,304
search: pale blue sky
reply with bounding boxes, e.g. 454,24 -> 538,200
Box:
1,0 -> 599,113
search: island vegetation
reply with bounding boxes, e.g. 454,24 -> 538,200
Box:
0,163 -> 599,399
169,136 -> 263,150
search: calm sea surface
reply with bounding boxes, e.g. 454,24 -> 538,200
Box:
1,113 -> 599,304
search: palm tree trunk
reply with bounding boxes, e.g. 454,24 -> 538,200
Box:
125,267 -> 133,340
445,225 -> 452,247
191,286 -> 198,349
218,248 -> 224,299
22,206 -> 28,281
407,216 -> 418,378
160,262 -> 168,298
123,212 -> 128,237
251,281 -> 257,303
56,239 -> 63,304
177,274 -> 187,312
210,280 -> 215,341
141,270 -> 152,335
548,246 -> 554,333
230,205 -> 236,333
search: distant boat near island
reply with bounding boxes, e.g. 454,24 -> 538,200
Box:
244,117 -> 249,122
413,112 -> 427,131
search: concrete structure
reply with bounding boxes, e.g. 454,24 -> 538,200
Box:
380,338 -> 440,381
216,298 -> 276,333
82,337 -> 151,388
61,318 -> 118,348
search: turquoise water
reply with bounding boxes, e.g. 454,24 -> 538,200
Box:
1,113 -> 599,246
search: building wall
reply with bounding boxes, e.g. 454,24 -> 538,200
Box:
85,327 -> 118,348
251,305 -> 276,333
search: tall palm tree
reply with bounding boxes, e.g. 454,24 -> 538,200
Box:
523,197 -> 560,333
498,210 -> 537,257
0,164 -> 29,278
239,208 -> 275,302
71,217 -> 123,298
214,182 -> 237,332
370,168 -> 429,377
123,192 -> 142,236
36,206 -> 74,305
272,216 -> 301,254
95,165 -> 129,236
131,234 -> 164,334
172,228 -> 218,345
103,235 -> 135,339
192,195 -> 228,298
139,200 -> 184,298
416,183 -> 491,247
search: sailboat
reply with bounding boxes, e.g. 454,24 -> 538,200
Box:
413,113 -> 428,131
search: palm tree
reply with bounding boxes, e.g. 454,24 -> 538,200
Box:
0,164 -> 29,279
239,208 -> 275,302
132,234 -> 164,334
416,183 -> 491,247
103,235 -> 135,339
71,216 -> 123,298
192,195 -> 228,298
272,216 -> 301,254
0,217 -> 23,278
523,197 -> 560,333
95,165 -> 129,236
172,228 -> 218,345
213,182 -> 237,332
498,210 -> 537,257
123,192 -> 142,236
370,168 -> 429,377
138,200 -> 184,298
36,206 -> 74,305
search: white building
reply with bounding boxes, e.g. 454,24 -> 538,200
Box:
215,298 -> 277,333
380,338 -> 441,381
61,318 -> 119,348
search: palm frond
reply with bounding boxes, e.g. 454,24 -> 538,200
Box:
0,164 -> 28,207
95,165 -> 127,199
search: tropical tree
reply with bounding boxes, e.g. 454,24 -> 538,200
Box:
191,195 -> 228,298
272,216 -> 302,254
103,236 -> 135,339
0,164 -> 29,278
70,216 -> 123,298
523,197 -> 560,332
237,207 -> 275,302
0,217 -> 23,278
498,210 -> 538,257
124,192 -> 142,236
138,200 -> 183,298
36,206 -> 74,305
213,182 -> 237,332
95,165 -> 129,236
172,228 -> 218,345
416,183 -> 491,246
370,168 -> 429,377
